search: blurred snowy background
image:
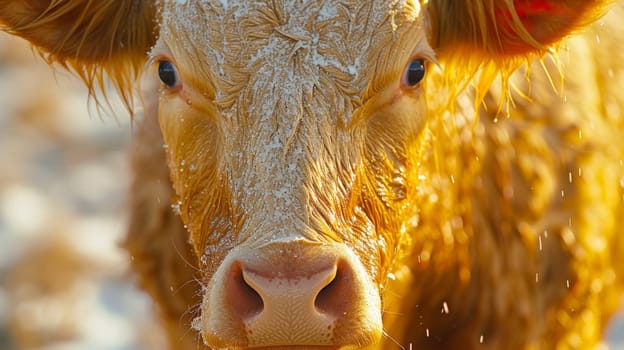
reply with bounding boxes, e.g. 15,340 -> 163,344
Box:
0,30 -> 622,350
0,33 -> 168,350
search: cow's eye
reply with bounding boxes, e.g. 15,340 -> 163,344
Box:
158,60 -> 180,89
402,58 -> 426,87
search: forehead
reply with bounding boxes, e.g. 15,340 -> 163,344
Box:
159,1 -> 426,101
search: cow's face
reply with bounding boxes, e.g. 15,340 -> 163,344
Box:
153,1 -> 431,347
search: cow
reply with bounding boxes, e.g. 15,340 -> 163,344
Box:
1,0 -> 623,349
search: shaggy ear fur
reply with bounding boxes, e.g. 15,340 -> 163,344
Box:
0,0 -> 159,107
427,0 -> 611,60
425,0 -> 612,110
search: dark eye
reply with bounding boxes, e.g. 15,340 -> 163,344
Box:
158,60 -> 179,88
402,58 -> 426,87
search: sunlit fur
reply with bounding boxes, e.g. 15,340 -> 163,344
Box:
0,0 -> 158,108
427,0 -> 615,111
1,0 -> 623,349
382,6 -> 624,347
428,0 -> 612,57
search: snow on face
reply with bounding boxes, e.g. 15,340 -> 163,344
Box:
157,1 -> 424,252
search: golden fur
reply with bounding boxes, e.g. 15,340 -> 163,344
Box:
383,8 -> 624,347
1,0 -> 622,349
123,99 -> 203,349
0,0 -> 158,108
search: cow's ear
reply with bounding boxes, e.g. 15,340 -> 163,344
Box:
427,0 -> 610,61
0,0 -> 159,106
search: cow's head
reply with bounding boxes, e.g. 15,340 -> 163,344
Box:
0,0 -> 608,348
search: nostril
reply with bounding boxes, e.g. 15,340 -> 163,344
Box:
314,260 -> 351,317
226,263 -> 264,320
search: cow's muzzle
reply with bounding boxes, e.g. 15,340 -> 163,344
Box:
200,239 -> 382,349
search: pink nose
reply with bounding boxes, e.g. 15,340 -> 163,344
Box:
200,241 -> 382,348
229,257 -> 349,337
